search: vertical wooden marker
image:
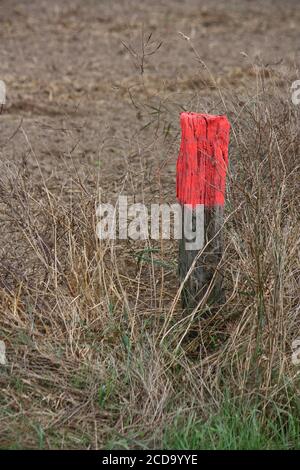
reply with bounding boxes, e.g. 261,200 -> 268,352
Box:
177,112 -> 230,310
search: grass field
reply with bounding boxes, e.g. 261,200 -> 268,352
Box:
0,0 -> 300,449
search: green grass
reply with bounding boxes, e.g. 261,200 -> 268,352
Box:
163,398 -> 300,450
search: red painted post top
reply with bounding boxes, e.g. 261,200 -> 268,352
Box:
176,112 -> 230,207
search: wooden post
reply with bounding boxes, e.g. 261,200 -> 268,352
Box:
177,112 -> 230,310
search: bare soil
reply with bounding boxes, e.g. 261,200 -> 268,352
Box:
1,0 -> 299,182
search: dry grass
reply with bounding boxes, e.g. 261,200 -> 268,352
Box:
0,60 -> 300,449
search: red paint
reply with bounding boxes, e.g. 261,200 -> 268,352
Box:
176,112 -> 230,207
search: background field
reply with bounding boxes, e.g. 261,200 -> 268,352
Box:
0,0 -> 300,449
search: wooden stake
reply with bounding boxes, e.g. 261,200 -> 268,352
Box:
177,112 -> 230,310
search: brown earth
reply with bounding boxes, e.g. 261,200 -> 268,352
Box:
1,0 -> 299,185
